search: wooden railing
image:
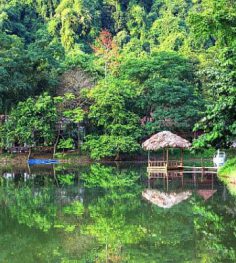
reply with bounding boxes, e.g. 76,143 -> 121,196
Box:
148,160 -> 183,168
168,160 -> 183,168
148,161 -> 167,167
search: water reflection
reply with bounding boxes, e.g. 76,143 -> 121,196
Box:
0,164 -> 236,262
146,170 -> 217,201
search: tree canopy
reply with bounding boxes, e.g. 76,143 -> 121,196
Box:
0,0 -> 235,158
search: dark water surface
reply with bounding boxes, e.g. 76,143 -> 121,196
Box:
0,163 -> 236,263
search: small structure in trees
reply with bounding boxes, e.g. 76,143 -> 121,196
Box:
142,131 -> 191,171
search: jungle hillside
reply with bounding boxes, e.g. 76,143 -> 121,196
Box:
0,0 -> 235,160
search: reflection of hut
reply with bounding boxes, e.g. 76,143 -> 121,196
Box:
147,170 -> 184,191
142,131 -> 191,171
232,140 -> 236,148
142,189 -> 192,209
197,190 -> 217,201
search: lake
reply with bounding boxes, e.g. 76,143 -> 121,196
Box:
0,162 -> 236,263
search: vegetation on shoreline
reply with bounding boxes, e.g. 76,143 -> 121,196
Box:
218,158 -> 236,195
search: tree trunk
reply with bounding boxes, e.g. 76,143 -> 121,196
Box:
27,147 -> 32,161
53,129 -> 60,158
115,152 -> 121,161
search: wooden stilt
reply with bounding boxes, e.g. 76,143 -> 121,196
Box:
166,148 -> 169,168
166,174 -> 169,192
148,151 -> 150,166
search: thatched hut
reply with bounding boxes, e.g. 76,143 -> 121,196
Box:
142,131 -> 191,170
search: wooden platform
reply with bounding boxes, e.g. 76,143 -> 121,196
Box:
147,160 -> 183,172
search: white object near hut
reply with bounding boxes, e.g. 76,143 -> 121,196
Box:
213,149 -> 226,167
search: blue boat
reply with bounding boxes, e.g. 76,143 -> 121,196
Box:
28,159 -> 59,165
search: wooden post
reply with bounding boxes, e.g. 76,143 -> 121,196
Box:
166,148 -> 169,167
181,148 -> 183,166
148,177 -> 150,189
212,173 -> 214,190
166,173 -> 169,192
27,147 -> 32,161
148,151 -> 150,166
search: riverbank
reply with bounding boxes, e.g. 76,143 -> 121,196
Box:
218,158 -> 236,195
0,152 -> 92,166
0,148 -> 235,166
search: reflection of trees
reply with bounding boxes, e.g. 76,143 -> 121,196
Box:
0,213 -> 60,263
81,163 -> 140,189
79,164 -> 144,262
0,177 -> 84,232
124,202 -> 196,262
0,176 -> 91,262
192,197 -> 236,262
82,189 -> 145,262
1,164 -> 236,262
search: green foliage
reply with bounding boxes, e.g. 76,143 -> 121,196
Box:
63,201 -> 84,216
122,51 -> 203,134
193,55 -> 236,148
57,138 -> 74,151
4,185 -> 57,232
1,93 -> 58,147
0,31 -> 63,112
63,107 -> 84,123
188,0 -> 236,49
83,77 -> 141,160
189,0 -> 236,148
83,135 -> 140,160
1,164 -> 236,262
48,0 -> 102,50
218,158 -> 236,195
0,0 -> 235,156
57,174 -> 75,186
219,158 -> 236,178
0,92 -> 85,149
192,199 -> 236,261
81,164 -> 139,188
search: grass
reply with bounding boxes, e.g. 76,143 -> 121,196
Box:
218,158 -> 236,195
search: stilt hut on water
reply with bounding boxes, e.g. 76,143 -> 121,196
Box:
142,131 -> 191,171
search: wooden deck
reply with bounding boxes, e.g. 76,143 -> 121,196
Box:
147,160 -> 183,172
147,161 -> 218,179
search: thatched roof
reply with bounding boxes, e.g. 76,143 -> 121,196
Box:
142,131 -> 191,151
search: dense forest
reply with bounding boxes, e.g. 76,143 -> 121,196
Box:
0,0 -> 235,159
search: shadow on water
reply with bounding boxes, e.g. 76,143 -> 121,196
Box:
0,163 -> 236,262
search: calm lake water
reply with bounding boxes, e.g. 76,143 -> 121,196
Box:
0,162 -> 236,263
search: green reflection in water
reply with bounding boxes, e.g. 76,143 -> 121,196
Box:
0,163 -> 236,262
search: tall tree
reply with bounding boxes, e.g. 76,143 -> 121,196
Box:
83,77 -> 141,160
189,0 -> 236,147
48,0 -> 102,50
121,51 -> 203,135
93,29 -> 119,79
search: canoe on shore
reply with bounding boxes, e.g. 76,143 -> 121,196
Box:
28,159 -> 59,165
